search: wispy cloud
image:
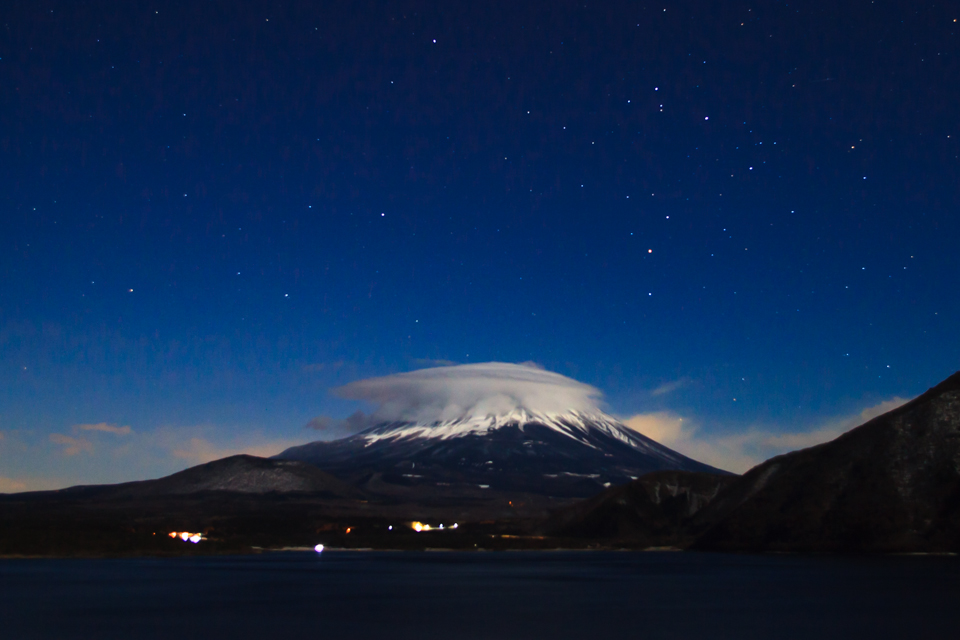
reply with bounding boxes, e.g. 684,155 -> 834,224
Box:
623,397 -> 910,473
304,411 -> 370,439
0,474 -> 80,493
0,421 -> 315,491
49,433 -> 94,456
47,422 -> 132,457
171,436 -> 305,465
73,422 -> 132,435
650,378 -> 689,397
0,476 -> 27,493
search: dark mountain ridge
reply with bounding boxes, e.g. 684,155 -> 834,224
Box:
17,455 -> 364,501
691,371 -> 960,552
540,470 -> 737,547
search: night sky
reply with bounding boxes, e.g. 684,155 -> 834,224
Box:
2,1 -> 959,488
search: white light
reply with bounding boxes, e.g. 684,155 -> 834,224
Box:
189,535 -> 201,544
314,544 -> 325,553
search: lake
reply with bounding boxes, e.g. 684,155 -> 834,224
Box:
1,551 -> 958,639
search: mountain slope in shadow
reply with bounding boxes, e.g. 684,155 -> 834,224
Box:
691,371 -> 960,552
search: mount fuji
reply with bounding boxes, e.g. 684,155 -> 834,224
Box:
276,407 -> 725,498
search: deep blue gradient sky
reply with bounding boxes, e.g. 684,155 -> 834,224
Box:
2,1 -> 959,486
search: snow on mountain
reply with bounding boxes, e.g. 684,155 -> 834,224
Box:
278,409 -> 723,498
358,408 -> 679,459
277,363 -> 726,497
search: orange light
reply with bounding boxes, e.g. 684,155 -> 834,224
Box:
345,527 -> 352,534
169,530 -> 203,542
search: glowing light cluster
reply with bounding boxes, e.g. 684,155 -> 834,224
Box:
169,531 -> 203,544
410,521 -> 458,532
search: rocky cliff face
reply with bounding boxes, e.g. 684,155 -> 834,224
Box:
692,371 -> 960,552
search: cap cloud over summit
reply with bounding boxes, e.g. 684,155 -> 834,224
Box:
334,362 -> 604,424
278,362 -> 725,495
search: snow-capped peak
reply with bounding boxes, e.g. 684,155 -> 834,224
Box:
358,408 -> 651,452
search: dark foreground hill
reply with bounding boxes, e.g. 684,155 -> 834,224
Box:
691,371 -> 960,553
65,455 -> 365,499
0,455 -> 580,556
540,471 -> 737,548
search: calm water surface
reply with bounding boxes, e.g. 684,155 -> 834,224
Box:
1,551 -> 957,639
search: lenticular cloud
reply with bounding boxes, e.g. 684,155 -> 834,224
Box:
334,362 -> 604,423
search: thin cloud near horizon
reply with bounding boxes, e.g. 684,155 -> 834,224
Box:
49,433 -> 94,456
73,422 -> 132,435
649,378 -> 690,397
623,397 -> 910,473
